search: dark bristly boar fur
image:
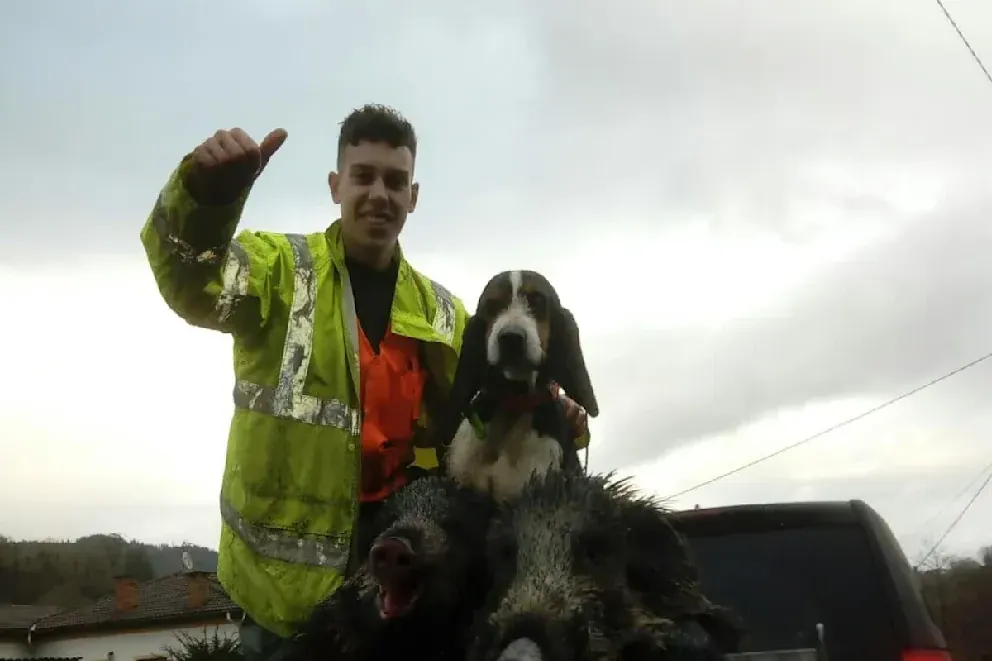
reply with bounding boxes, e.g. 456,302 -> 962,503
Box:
618,484 -> 743,656
467,470 -> 741,661
282,475 -> 498,661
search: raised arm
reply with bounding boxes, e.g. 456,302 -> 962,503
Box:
139,128 -> 287,336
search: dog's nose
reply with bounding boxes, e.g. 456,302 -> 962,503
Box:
498,329 -> 527,359
369,537 -> 416,578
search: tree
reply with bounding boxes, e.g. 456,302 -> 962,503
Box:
120,546 -> 155,583
915,542 -> 992,661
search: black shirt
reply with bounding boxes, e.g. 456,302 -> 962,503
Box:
346,257 -> 398,353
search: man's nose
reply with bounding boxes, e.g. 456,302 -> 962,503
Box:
367,177 -> 388,200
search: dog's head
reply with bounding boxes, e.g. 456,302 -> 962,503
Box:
441,270 -> 599,436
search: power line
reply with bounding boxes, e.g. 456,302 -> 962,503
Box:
932,0 -> 992,87
910,460 -> 992,539
915,467 -> 992,569
667,350 -> 992,500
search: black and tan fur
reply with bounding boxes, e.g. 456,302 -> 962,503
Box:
433,270 -> 599,502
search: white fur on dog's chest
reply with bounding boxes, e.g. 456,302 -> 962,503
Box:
445,419 -> 564,501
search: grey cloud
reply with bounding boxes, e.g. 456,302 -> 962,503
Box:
8,0 -> 991,259
512,0 -> 992,232
590,198 -> 992,469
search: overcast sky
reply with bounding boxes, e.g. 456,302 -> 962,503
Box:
3,0 -> 992,564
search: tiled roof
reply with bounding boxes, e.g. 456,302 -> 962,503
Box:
29,572 -> 239,636
0,605 -> 62,631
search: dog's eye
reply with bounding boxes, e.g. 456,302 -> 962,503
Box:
482,298 -> 504,318
525,291 -> 547,315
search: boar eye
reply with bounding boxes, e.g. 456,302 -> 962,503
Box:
487,529 -> 517,566
494,538 -> 517,564
578,530 -> 618,565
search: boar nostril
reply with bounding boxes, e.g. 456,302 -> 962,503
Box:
370,536 -> 416,574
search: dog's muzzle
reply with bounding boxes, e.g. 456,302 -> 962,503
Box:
494,327 -> 539,378
497,329 -> 528,363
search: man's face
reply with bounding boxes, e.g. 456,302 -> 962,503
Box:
329,140 -> 419,257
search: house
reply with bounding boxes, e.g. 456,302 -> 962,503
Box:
0,572 -> 243,661
0,606 -> 64,661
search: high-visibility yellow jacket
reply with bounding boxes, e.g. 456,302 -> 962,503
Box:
139,156 -> 470,637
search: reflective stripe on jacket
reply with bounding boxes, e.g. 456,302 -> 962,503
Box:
139,155 -> 469,637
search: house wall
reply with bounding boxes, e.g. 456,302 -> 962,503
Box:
25,622 -> 240,661
0,639 -> 27,658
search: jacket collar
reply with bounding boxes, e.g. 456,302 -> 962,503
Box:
323,218 -> 413,285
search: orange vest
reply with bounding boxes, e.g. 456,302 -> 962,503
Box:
357,322 -> 427,502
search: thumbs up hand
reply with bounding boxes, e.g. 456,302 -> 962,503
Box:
183,127 -> 288,206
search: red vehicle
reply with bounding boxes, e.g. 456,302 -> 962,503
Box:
673,500 -> 953,661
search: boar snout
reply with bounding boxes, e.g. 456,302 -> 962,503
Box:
370,536 -> 418,577
369,534 -> 424,620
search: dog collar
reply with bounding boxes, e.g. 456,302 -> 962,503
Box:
466,384 -> 560,440
496,388 -> 556,414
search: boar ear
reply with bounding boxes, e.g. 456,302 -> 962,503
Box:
544,306 -> 599,417
432,313 -> 488,451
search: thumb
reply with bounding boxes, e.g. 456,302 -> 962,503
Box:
258,128 -> 288,170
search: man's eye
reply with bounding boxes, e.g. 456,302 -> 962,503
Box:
384,173 -> 408,190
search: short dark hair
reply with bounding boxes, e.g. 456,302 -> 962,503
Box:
337,104 -> 417,167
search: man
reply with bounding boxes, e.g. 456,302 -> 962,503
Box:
140,105 -> 590,661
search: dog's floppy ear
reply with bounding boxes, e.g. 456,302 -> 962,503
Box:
431,313 -> 488,449
545,306 -> 599,417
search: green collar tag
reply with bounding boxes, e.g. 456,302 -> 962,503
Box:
467,413 -> 487,440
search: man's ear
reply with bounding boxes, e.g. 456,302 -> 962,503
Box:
328,171 -> 342,204
409,181 -> 420,213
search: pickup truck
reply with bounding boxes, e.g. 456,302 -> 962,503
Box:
672,500 -> 953,661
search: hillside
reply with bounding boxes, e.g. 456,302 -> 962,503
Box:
0,533 -> 217,609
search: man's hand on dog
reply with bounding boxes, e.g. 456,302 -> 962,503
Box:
183,127 -> 288,205
560,394 -> 589,440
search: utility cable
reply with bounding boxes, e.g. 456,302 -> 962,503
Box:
932,0 -> 992,87
915,467 -> 992,569
667,350 -> 992,500
909,459 -> 992,539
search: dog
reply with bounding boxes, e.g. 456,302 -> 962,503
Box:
433,270 -> 599,502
